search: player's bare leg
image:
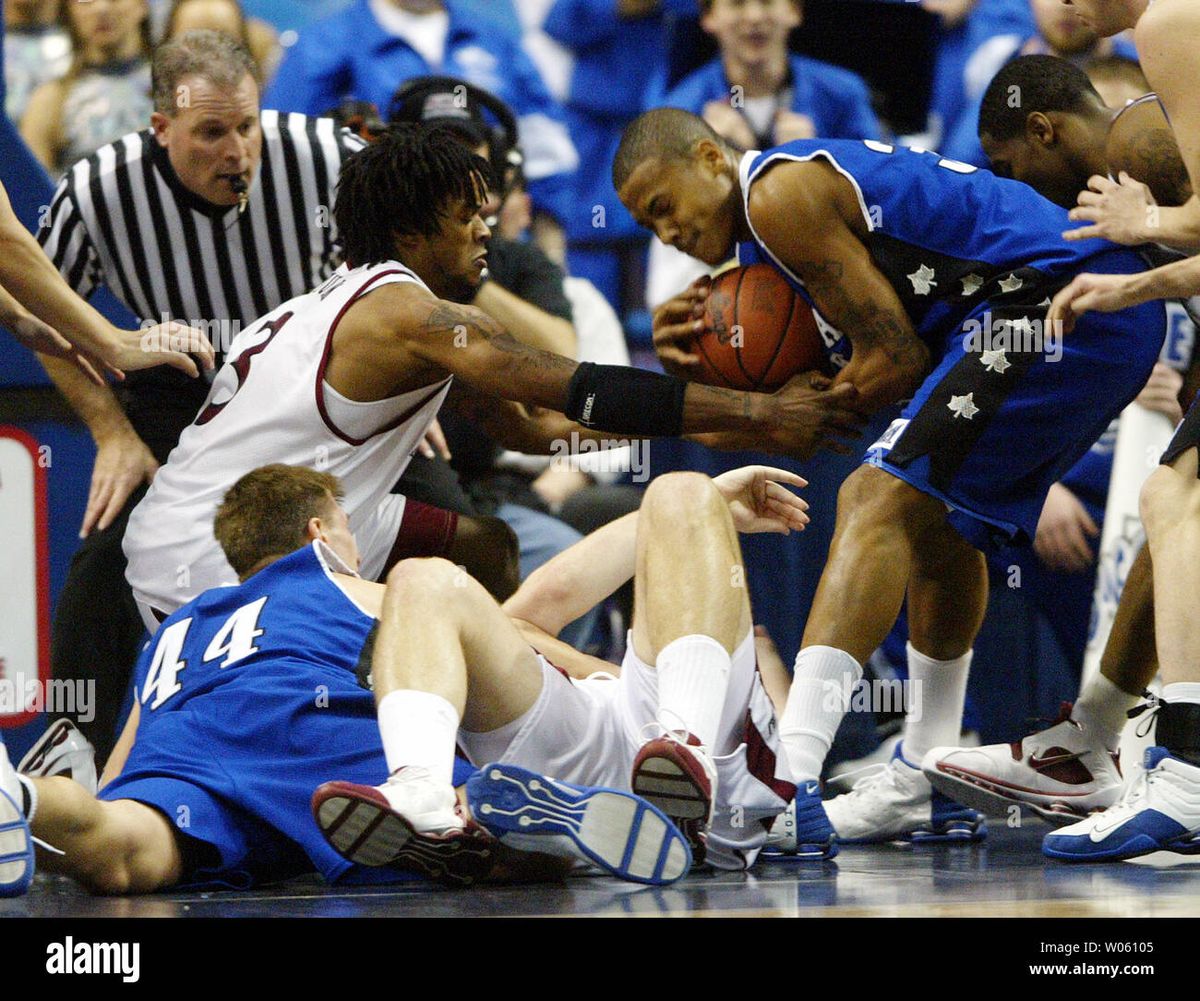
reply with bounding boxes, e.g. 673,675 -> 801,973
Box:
775,465 -> 988,841
626,474 -> 747,859
0,745 -> 183,895
1043,449 -> 1200,862
313,557 -> 691,885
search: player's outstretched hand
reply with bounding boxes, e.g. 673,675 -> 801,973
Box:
713,464 -> 809,535
768,371 -> 865,459
651,276 -> 711,376
1046,271 -> 1143,334
1064,172 -> 1156,245
81,430 -> 159,537
115,320 -> 215,379
1034,482 -> 1099,574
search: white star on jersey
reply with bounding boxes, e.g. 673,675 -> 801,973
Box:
980,348 -> 1011,374
908,264 -> 938,295
960,273 -> 983,296
998,273 -> 1024,293
948,393 -> 980,419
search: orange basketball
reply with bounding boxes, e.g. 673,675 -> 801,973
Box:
694,265 -> 827,391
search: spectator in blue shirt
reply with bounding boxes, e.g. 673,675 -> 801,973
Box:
263,0 -> 578,244
662,0 -> 881,152
543,0 -> 694,317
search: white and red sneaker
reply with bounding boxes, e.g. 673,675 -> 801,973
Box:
312,766 -> 495,887
631,732 -> 717,866
922,704 -> 1123,826
18,720 -> 97,794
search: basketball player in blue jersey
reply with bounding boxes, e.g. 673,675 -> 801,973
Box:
0,463 -> 711,896
615,106 -> 1169,844
921,55 -> 1200,855
0,458 -> 806,896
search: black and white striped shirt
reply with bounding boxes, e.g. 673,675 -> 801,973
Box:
38,109 -> 366,457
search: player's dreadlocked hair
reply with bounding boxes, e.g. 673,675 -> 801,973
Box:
613,108 -> 729,192
335,123 -> 492,267
978,55 -> 1102,142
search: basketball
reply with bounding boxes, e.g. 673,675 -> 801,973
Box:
693,265 -> 827,391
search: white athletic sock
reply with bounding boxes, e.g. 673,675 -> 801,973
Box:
377,689 -> 460,786
655,634 -> 732,749
1161,682 -> 1200,707
900,643 -> 972,763
780,646 -> 862,782
1073,673 -> 1140,750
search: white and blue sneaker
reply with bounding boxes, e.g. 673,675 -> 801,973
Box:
825,744 -> 986,844
763,781 -> 839,860
18,720 -> 97,795
1,741 -> 35,897
1042,747 -> 1200,865
466,763 -> 692,885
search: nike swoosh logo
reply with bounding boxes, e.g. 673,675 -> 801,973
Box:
1089,810 -> 1128,838
805,782 -> 820,796
1028,751 -> 1087,772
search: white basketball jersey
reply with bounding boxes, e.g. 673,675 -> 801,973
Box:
124,260 -> 451,613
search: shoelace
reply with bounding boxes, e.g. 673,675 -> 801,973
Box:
638,708 -> 694,747
839,761 -> 901,796
1128,691 -> 1163,738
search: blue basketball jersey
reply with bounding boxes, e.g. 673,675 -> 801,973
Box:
736,139 -> 1146,366
133,542 -> 375,717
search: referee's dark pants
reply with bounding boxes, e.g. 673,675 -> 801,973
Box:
49,485 -> 149,767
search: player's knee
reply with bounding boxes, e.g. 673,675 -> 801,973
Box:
385,556 -> 463,595
838,464 -> 932,532
642,471 -> 721,519
1140,464 -> 1200,530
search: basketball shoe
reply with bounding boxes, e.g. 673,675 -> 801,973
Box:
762,781 -> 839,860
466,763 -> 692,885
921,704 -> 1122,825
312,766 -> 496,886
630,730 -> 717,866
824,744 -> 985,843
1,740 -> 35,897
18,720 -> 97,794
1042,747 -> 1200,864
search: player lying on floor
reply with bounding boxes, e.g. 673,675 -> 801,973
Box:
313,461 -> 819,879
0,464 -> 718,897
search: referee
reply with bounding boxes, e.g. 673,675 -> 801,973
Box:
33,30 -> 511,763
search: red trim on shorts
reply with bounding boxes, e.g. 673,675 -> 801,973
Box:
744,706 -> 797,814
531,648 -> 573,683
375,499 -> 459,580
313,268 -> 451,446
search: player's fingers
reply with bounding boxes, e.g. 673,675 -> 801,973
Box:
161,350 -> 201,379
653,316 -> 703,347
658,346 -> 701,370
81,476 -> 112,538
1078,505 -> 1099,538
758,467 -> 808,489
1085,174 -> 1115,193
1062,224 -> 1103,242
1074,190 -> 1104,208
71,352 -> 107,387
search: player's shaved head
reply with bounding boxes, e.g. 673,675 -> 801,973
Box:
613,108 -> 729,193
215,464 -> 344,578
1107,95 -> 1192,206
978,55 -> 1105,144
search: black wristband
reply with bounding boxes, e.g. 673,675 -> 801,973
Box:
564,362 -> 688,437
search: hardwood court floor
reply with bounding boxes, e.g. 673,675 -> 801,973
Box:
5,824 -> 1199,919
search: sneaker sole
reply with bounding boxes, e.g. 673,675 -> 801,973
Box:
926,764 -> 1106,827
1044,830 -> 1200,864
631,743 -> 712,864
466,764 -> 691,886
0,787 -> 34,898
312,783 -> 494,887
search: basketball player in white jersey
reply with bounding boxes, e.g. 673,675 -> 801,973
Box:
123,123 -> 864,627
313,463 -> 825,875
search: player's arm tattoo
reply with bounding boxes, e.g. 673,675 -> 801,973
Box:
419,302 -> 577,377
793,257 -> 929,374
